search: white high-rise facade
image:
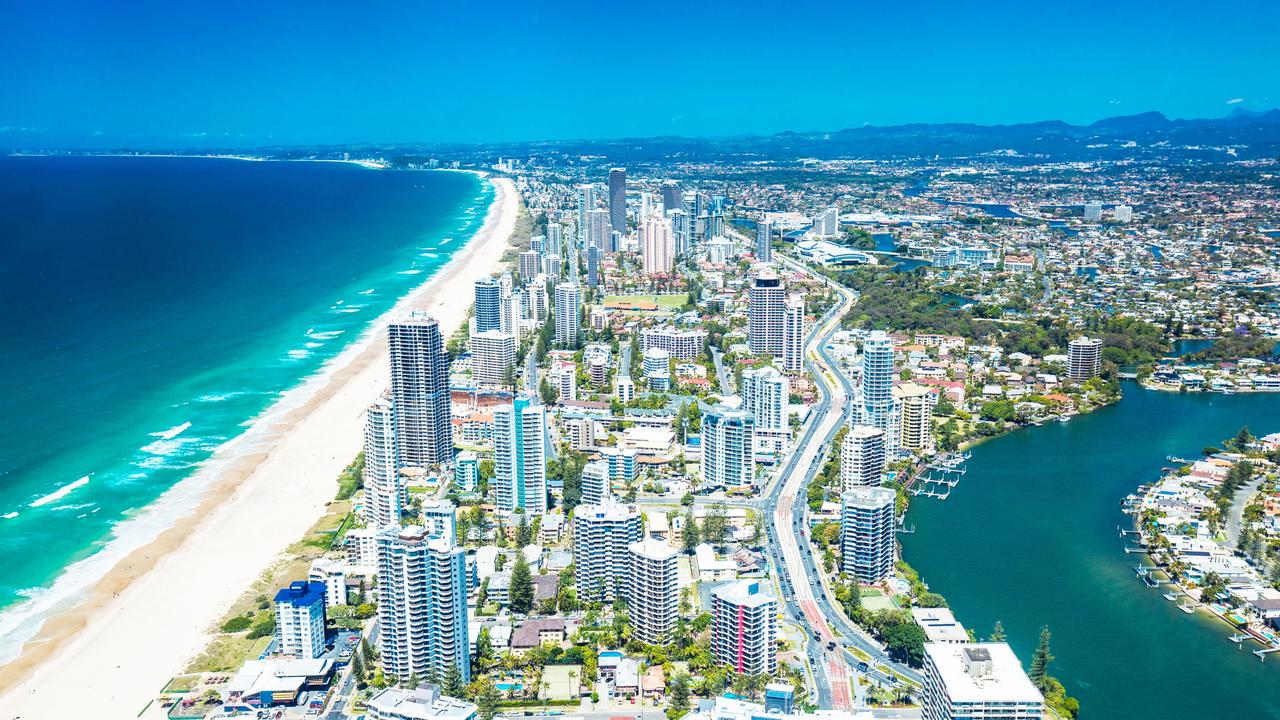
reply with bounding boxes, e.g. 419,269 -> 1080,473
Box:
581,459 -> 611,506
701,403 -> 755,488
363,394 -> 402,529
841,485 -> 897,582
812,206 -> 840,236
711,580 -> 777,675
922,643 -> 1044,720
640,214 -> 675,274
554,283 -> 581,349
894,382 -> 938,454
860,330 -> 899,455
474,276 -> 503,334
626,539 -> 679,644
573,502 -> 642,603
1067,336 -> 1103,382
388,312 -> 452,467
493,396 -> 548,514
748,272 -> 786,358
756,220 -> 772,262
740,366 -> 789,432
469,329 -> 515,387
782,294 -> 806,373
274,581 -> 327,659
375,526 -> 469,684
841,425 -> 887,490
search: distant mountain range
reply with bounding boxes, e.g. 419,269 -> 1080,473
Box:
353,108 -> 1280,164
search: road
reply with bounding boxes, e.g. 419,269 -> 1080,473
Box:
1226,475 -> 1264,548
754,250 -> 923,711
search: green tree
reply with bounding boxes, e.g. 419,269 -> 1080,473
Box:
351,651 -> 367,689
474,677 -> 501,720
474,626 -> 493,672
516,511 -> 532,547
682,506 -> 700,554
1029,625 -> 1054,690
882,619 -> 927,667
539,377 -> 560,405
1234,425 -> 1254,450
703,503 -> 729,547
989,620 -> 1006,642
407,672 -> 420,690
670,672 -> 691,716
510,552 -> 535,614
443,661 -> 466,698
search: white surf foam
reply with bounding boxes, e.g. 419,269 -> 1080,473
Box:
149,421 -> 191,441
29,476 -> 90,508
398,269 -> 422,275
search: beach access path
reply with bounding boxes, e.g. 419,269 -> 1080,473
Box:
0,176 -> 519,719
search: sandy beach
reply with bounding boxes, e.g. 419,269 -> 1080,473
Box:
0,175 -> 518,719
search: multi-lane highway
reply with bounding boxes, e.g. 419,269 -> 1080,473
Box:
756,251 -> 923,711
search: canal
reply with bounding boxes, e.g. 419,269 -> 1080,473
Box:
903,383 -> 1280,720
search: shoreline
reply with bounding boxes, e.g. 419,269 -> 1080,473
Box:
0,176 -> 519,717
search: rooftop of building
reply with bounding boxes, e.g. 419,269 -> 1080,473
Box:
924,642 -> 1044,705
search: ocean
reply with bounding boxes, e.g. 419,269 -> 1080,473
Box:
0,155 -> 488,659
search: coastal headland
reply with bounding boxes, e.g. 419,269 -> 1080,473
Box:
0,175 -> 519,718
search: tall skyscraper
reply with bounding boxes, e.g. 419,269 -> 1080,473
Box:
756,220 -> 772,262
608,168 -> 627,234
586,245 -> 601,288
701,403 -> 755,488
748,272 -> 786,357
388,312 -> 453,466
812,206 -> 840,236
554,282 -> 581,349
363,394 -> 402,528
375,526 -> 469,684
840,425 -> 886,490
740,366 -> 789,432
274,581 -> 327,659
639,214 -> 675,275
667,209 -> 690,257
587,208 -> 612,251
840,485 -> 896,582
627,539 -> 679,644
573,502 -> 642,603
1067,336 -> 1103,381
661,180 -> 682,214
493,396 -> 548,514
860,330 -> 898,454
922,643 -> 1044,720
547,222 -> 563,258
1083,201 -> 1103,222
576,184 -> 596,245
711,580 -> 777,675
474,276 -> 502,334
782,294 -> 805,373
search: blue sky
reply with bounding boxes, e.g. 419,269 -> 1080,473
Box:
2,0 -> 1277,148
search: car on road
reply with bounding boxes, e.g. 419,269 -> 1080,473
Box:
857,661 -> 869,672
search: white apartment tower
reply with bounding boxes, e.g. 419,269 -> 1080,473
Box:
841,485 -> 897,582
922,643 -> 1044,720
469,329 -> 515,387
363,394 -> 402,529
841,425 -> 887,490
274,581 -> 327,659
748,272 -> 786,358
740,366 -> 789,432
756,220 -> 772,262
1067,336 -> 1103,382
783,294 -> 806,373
626,539 -> 679,644
554,282 -> 581,349
711,580 -> 777,675
701,403 -> 756,489
640,214 -> 675,274
388,312 -> 453,467
860,330 -> 899,455
493,396 -> 548,514
581,459 -> 611,506
375,526 -> 470,684
894,382 -> 938,454
573,502 -> 642,603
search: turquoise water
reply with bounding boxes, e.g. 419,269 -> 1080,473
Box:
904,384 -> 1280,719
0,156 -> 488,656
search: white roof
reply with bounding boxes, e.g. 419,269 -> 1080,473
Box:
924,643 -> 1043,705
910,608 -> 969,643
366,686 -> 477,720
